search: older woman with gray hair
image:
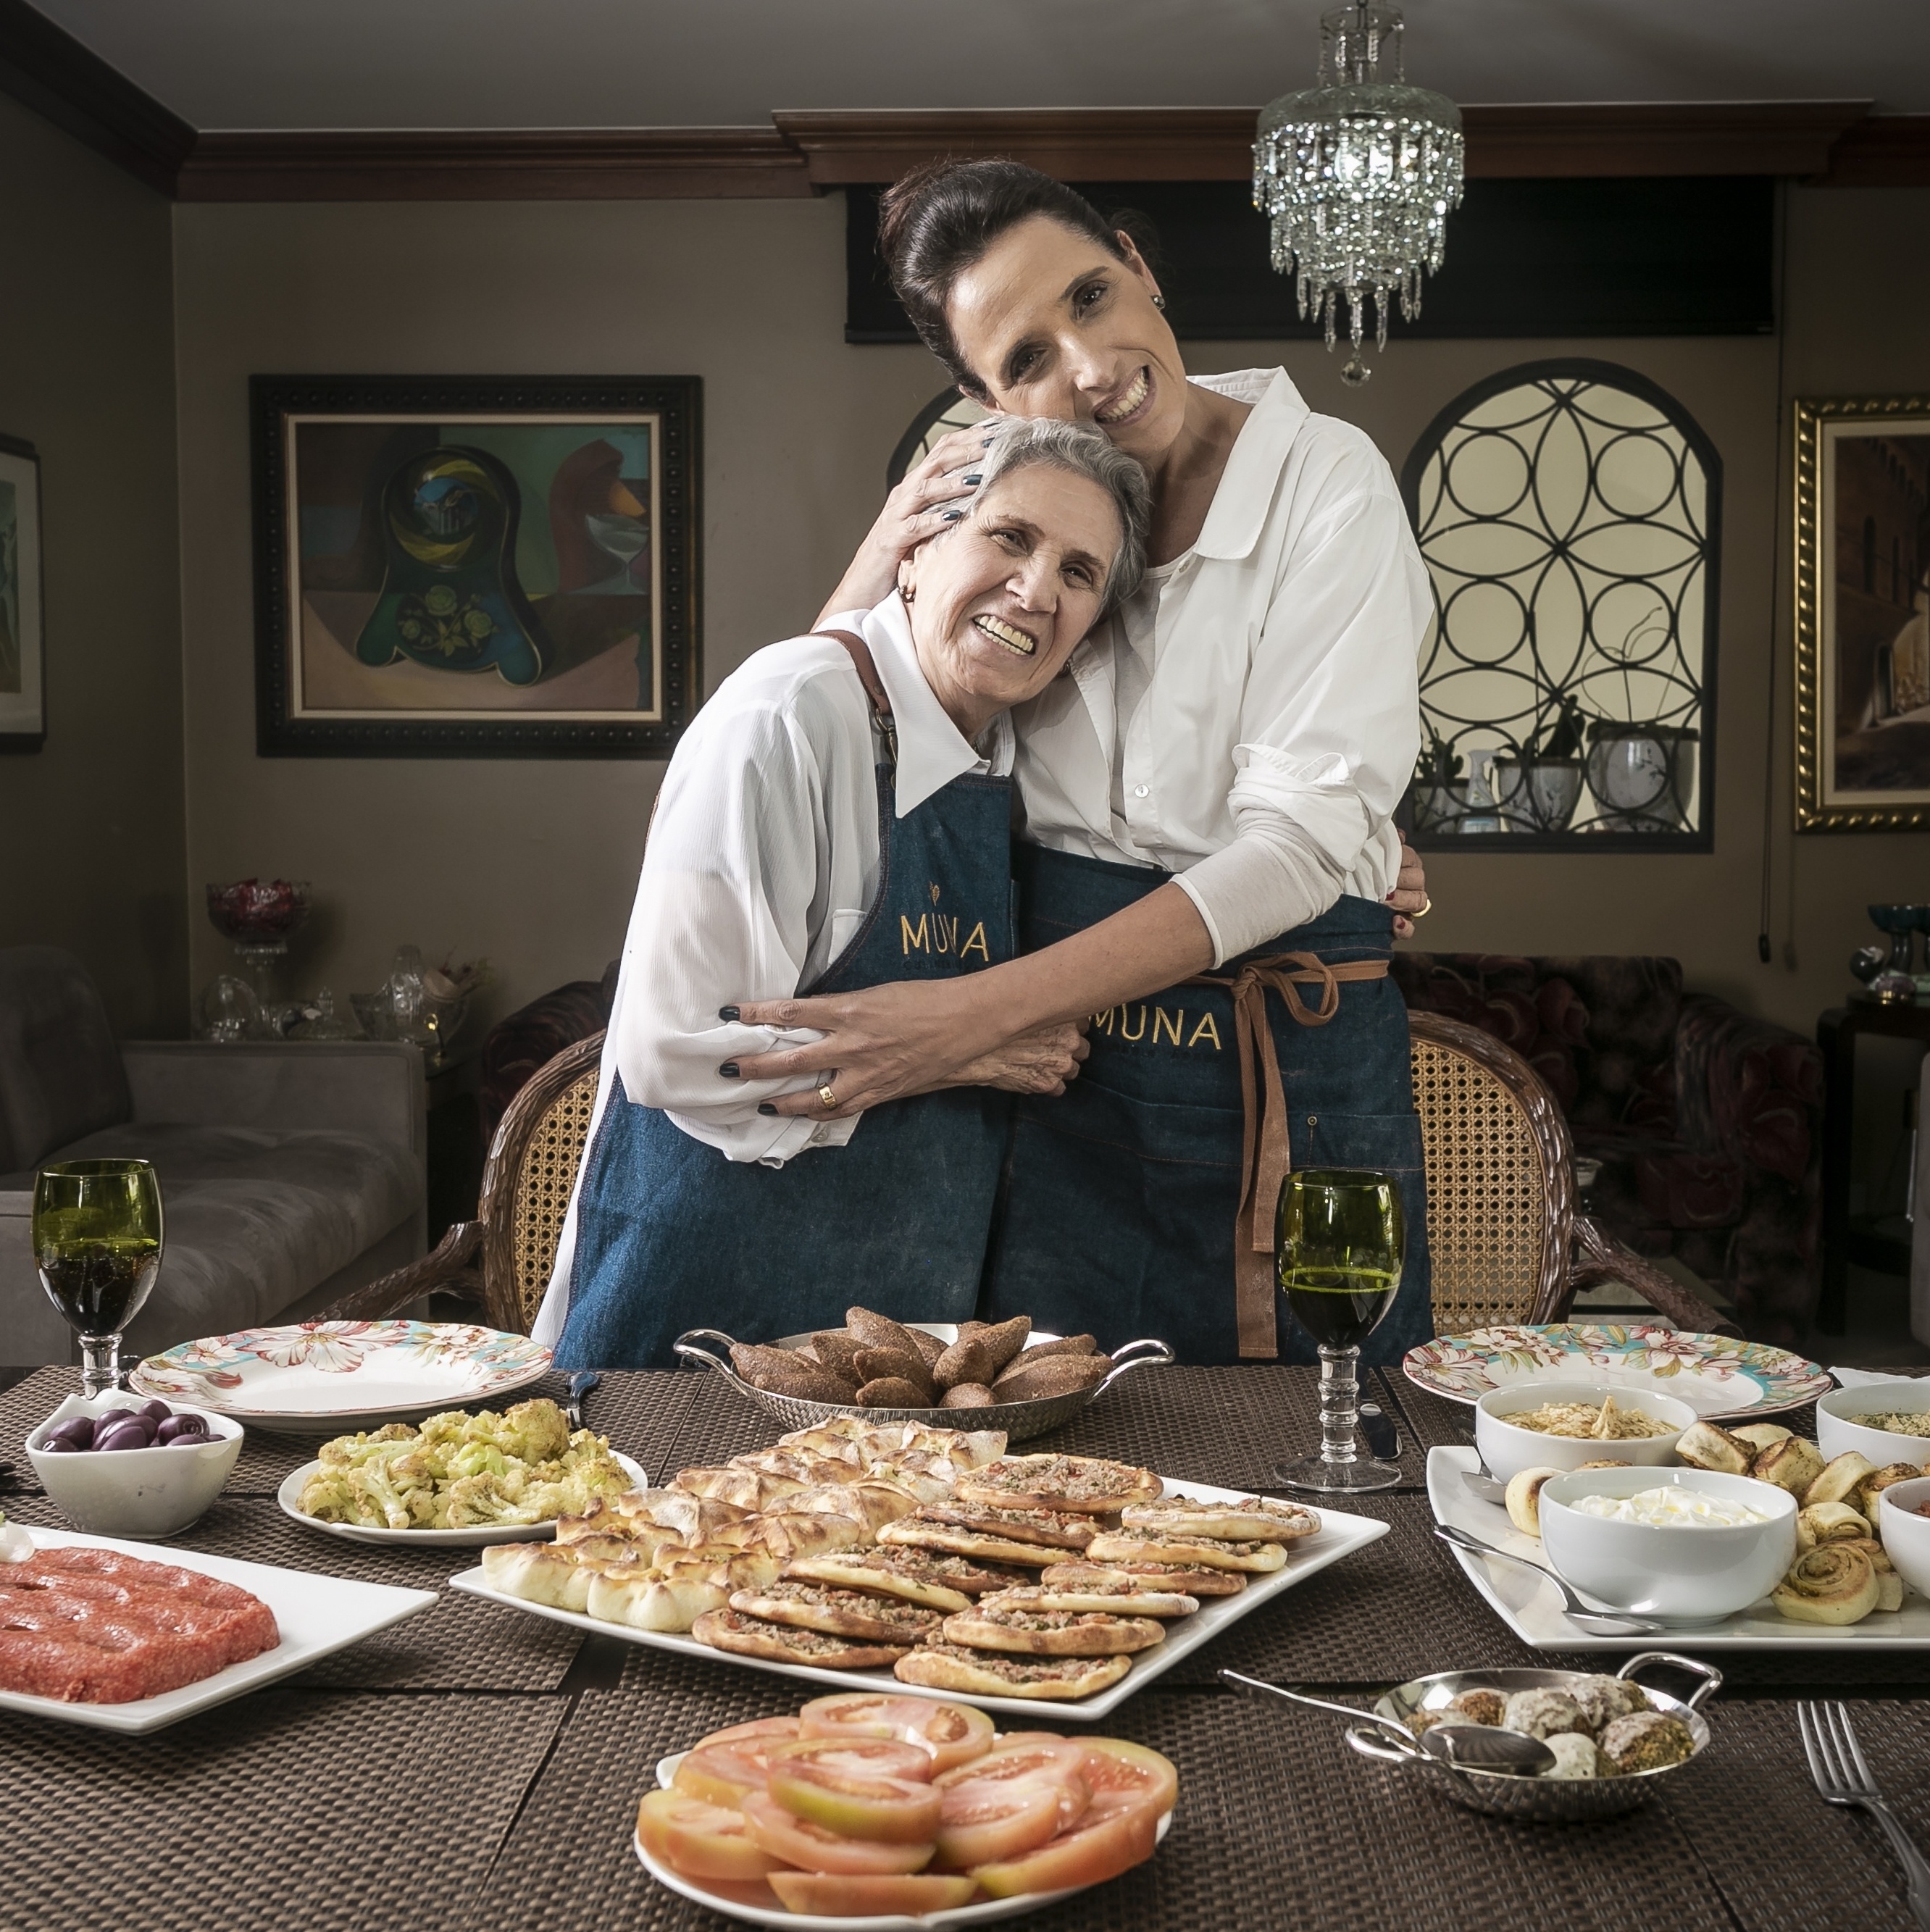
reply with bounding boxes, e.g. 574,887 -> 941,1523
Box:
540,419 -> 1150,1368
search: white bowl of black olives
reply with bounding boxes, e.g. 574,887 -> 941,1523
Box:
25,1393 -> 243,1539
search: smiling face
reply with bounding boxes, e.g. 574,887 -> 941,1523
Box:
943,214 -> 1189,469
901,461 -> 1121,740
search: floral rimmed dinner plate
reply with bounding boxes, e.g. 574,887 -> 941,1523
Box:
131,1321 -> 552,1434
634,1752 -> 1171,1930
1403,1323 -> 1831,1419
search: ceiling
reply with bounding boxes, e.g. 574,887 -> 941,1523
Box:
25,0 -> 1930,132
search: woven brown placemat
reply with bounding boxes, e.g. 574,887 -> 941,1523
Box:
475,1681 -> 1738,1932
577,1369 -> 702,1479
1658,1697 -> 1930,1931
0,1493 -> 581,1691
3,1691 -> 564,1932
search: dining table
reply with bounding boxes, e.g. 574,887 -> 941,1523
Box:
7,1358 -> 1930,1932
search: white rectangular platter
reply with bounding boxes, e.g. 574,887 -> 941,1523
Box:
1427,1444 -> 1930,1651
0,1526 -> 439,1734
452,1476 -> 1389,1722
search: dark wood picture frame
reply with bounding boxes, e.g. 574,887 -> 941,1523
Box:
0,431 -> 46,753
251,375 -> 701,758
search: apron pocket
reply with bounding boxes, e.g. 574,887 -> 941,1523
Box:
1295,1108 -> 1425,1178
1018,1082 -> 1243,1171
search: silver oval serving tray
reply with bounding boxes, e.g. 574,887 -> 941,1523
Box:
672,1323 -> 1173,1444
1228,1652 -> 1720,1825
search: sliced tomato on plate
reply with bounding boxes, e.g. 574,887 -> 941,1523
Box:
800,1694 -> 996,1775
635,1789 -> 786,1882
935,1737 -> 1091,1836
766,1873 -> 979,1915
970,1801 -> 1161,1898
769,1736 -> 932,1783
740,1790 -> 936,1875
767,1770 -> 942,1846
674,1728 -> 800,1808
933,1775 -> 1066,1869
1078,1739 -> 1179,1820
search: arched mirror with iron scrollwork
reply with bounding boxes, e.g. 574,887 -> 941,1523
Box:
1400,359 -> 1720,849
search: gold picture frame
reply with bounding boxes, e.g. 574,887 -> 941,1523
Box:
1794,393 -> 1930,829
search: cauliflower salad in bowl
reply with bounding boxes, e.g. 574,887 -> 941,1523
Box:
282,1397 -> 643,1545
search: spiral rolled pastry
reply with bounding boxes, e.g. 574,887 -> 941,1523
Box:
1771,1542 -> 1881,1625
1795,1500 -> 1872,1552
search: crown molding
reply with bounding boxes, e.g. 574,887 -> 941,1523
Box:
0,0 -> 191,194
175,127 -> 808,201
1816,113 -> 1930,186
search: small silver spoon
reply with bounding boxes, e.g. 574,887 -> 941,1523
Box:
1432,1522 -> 1666,1636
1460,1457 -> 1508,1506
1420,1724 -> 1555,1776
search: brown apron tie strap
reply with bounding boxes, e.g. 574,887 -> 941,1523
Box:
1186,951 -> 1392,1360
814,627 -> 898,768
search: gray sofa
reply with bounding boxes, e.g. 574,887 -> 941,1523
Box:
1,947 -> 426,1367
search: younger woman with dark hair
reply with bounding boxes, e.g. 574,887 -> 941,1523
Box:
725,159 -> 1437,1367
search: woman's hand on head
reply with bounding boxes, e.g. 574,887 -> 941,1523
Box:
813,417 -> 1017,625
1386,829 -> 1429,940
728,977 -> 1012,1119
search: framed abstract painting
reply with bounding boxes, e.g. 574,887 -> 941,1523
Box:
1795,394 -> 1930,829
251,375 -> 701,757
0,433 -> 45,751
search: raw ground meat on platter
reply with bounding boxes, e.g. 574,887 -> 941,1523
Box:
0,1547 -> 280,1702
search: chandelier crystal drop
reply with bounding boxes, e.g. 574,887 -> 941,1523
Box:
1253,2 -> 1464,385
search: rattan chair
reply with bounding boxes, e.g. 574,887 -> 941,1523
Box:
327,1016 -> 1739,1341
321,1032 -> 604,1334
1410,1011 -> 1739,1337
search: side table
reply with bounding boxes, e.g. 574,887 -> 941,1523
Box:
1816,1000 -> 1930,1332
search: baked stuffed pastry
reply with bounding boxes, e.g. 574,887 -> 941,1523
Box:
692,1607 -> 915,1670
893,1642 -> 1132,1702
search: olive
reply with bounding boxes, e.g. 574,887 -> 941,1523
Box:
156,1415 -> 207,1444
44,1417 -> 96,1449
93,1421 -> 151,1452
138,1399 -> 173,1425
40,1435 -> 81,1453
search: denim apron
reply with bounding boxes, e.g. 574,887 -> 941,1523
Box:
984,845 -> 1433,1367
556,637 -> 1015,1372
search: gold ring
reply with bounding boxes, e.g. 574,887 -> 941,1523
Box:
1413,895 -> 1433,919
817,1084 -> 840,1111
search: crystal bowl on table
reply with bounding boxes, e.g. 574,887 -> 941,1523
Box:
205,878 -> 309,942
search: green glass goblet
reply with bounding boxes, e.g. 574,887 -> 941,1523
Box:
32,1158 -> 164,1397
1273,1166 -> 1404,1494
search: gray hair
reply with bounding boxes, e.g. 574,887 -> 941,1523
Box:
967,418 -> 1150,616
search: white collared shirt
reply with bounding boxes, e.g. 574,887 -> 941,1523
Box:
1011,367 -> 1429,964
532,596 -> 1009,1348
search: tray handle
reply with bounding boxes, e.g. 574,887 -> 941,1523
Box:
1616,1649 -> 1724,1713
672,1329 -> 745,1382
1094,1337 -> 1175,1395
1344,1725 -> 1428,1768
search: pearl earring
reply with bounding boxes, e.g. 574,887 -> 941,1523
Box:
1152,294 -> 1166,310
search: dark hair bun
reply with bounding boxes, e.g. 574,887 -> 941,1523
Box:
877,160 -> 1151,395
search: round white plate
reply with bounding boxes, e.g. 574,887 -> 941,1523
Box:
277,1452 -> 647,1547
634,1752 -> 1169,1930
132,1321 -> 553,1433
1403,1323 -> 1831,1419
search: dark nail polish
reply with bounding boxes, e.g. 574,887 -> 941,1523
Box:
963,473 -> 982,485
719,1062 -> 740,1079
718,1005 -> 740,1021
758,1103 -> 778,1116
940,509 -> 964,522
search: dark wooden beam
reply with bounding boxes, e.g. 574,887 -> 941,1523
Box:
1816,114 -> 1930,186
0,0 -> 191,194
176,127 -> 809,201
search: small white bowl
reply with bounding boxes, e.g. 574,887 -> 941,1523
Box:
26,1394 -> 243,1539
1877,1476 -> 1930,1602
1538,1465 -> 1797,1621
1474,1379 -> 1698,1485
1816,1387 -> 1930,1472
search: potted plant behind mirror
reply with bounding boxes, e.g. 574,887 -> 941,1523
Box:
1490,699 -> 1586,834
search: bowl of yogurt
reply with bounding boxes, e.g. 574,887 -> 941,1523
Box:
1537,1466 -> 1797,1621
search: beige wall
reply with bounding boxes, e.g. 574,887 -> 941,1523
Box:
170,185 -> 1930,1041
172,198 -> 944,1028
0,97 -> 186,1036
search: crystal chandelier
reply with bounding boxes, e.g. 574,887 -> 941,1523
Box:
1253,2 -> 1464,385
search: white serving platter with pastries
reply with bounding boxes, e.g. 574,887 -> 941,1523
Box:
453,1473 -> 1386,1722
1426,1444 -> 1930,1650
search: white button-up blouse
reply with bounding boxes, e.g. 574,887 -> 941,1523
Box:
1011,366 -> 1429,964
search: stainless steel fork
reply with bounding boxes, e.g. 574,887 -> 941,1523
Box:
1797,1700 -> 1930,1930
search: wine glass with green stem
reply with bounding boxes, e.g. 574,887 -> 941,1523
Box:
1273,1167 -> 1404,1494
32,1159 -> 164,1396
